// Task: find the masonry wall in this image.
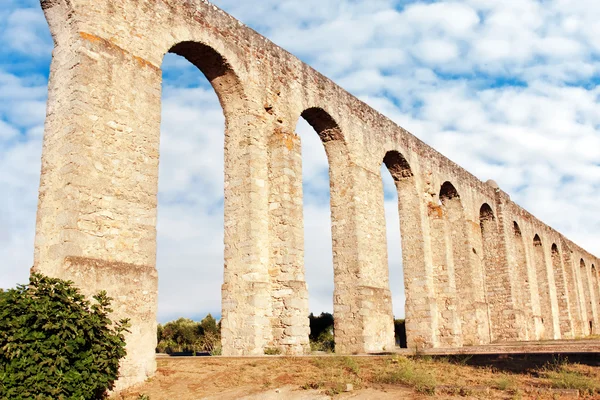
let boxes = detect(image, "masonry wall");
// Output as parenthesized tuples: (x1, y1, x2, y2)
(35, 0, 600, 391)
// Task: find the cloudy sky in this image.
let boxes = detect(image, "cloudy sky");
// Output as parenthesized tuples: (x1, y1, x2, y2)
(1, 0, 600, 323)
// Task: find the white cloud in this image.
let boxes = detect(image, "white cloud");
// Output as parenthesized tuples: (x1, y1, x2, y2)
(1, 0, 599, 330)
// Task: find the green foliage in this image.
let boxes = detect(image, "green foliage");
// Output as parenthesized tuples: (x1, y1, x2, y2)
(0, 273, 129, 400)
(156, 314, 221, 354)
(309, 312, 334, 352)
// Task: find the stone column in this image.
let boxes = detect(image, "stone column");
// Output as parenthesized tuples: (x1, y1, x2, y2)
(266, 127, 310, 355)
(429, 201, 462, 347)
(562, 249, 584, 337)
(552, 246, 574, 338)
(330, 162, 395, 354)
(33, 18, 163, 390)
(35, 3, 273, 390)
(220, 110, 274, 356)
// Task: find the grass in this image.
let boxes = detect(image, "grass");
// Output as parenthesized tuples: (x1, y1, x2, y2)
(541, 364, 600, 395)
(493, 373, 517, 391)
(373, 356, 437, 394)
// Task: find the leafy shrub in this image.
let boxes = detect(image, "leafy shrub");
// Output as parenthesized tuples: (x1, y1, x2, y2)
(0, 273, 129, 399)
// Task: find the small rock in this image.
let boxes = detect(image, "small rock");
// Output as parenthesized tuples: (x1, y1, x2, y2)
(344, 384, 353, 392)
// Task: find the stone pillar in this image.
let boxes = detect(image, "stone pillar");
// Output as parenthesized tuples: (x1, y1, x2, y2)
(266, 127, 310, 354)
(576, 259, 591, 336)
(509, 222, 535, 340)
(428, 201, 462, 347)
(562, 249, 584, 337)
(33, 16, 162, 390)
(442, 191, 483, 346)
(384, 154, 438, 350)
(220, 110, 274, 356)
(330, 163, 395, 354)
(552, 246, 574, 338)
(35, 2, 273, 390)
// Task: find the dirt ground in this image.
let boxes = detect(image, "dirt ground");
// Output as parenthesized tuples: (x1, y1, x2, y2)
(114, 355, 600, 400)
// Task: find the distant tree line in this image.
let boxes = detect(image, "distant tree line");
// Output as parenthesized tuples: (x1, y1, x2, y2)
(156, 314, 221, 355)
(156, 313, 407, 355)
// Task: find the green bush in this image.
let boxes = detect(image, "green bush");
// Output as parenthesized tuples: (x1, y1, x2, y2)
(156, 314, 222, 354)
(0, 273, 129, 400)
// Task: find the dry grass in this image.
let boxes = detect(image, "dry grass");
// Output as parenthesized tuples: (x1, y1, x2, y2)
(114, 355, 600, 399)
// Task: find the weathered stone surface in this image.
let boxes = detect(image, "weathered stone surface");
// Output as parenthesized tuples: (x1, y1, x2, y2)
(34, 0, 600, 391)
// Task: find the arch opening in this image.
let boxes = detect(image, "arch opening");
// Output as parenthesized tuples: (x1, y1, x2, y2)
(381, 165, 405, 347)
(294, 108, 338, 352)
(155, 42, 242, 355)
(381, 150, 425, 349)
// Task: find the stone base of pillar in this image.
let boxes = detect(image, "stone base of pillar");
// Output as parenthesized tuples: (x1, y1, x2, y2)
(33, 256, 159, 392)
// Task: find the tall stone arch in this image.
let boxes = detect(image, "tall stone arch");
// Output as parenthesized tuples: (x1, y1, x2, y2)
(383, 151, 437, 349)
(437, 182, 475, 345)
(512, 222, 535, 339)
(532, 235, 554, 339)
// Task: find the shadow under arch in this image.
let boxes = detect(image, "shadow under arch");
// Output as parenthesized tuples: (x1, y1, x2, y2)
(512, 221, 534, 339)
(167, 41, 246, 114)
(532, 234, 553, 339)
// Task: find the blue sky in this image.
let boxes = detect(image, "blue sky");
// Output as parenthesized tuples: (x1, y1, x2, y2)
(2, 0, 600, 323)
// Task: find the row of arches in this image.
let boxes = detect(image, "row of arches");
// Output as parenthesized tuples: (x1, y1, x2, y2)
(157, 39, 599, 352)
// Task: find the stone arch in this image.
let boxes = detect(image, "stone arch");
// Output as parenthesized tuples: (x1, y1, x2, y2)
(266, 106, 347, 354)
(159, 41, 274, 358)
(478, 203, 498, 342)
(533, 235, 553, 339)
(551, 244, 572, 337)
(382, 150, 433, 349)
(580, 259, 593, 334)
(512, 221, 535, 339)
(439, 182, 481, 345)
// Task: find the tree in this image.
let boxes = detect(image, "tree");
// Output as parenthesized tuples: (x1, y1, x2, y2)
(0, 273, 129, 399)
(309, 312, 334, 352)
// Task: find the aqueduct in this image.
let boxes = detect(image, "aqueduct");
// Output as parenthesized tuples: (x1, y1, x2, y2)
(36, 0, 600, 390)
